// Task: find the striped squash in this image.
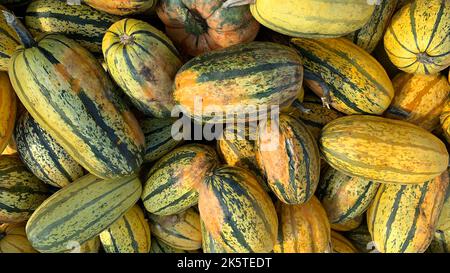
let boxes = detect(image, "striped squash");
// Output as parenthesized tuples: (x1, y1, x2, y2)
(227, 0, 375, 38)
(384, 0, 450, 74)
(141, 118, 183, 163)
(25, 0, 120, 54)
(346, 0, 398, 53)
(343, 223, 375, 253)
(0, 5, 18, 71)
(0, 72, 16, 154)
(367, 171, 449, 253)
(84, 0, 157, 16)
(15, 112, 84, 188)
(148, 207, 201, 251)
(274, 197, 331, 253)
(291, 37, 394, 115)
(142, 144, 219, 216)
(317, 167, 379, 225)
(429, 185, 450, 253)
(217, 125, 267, 190)
(173, 42, 303, 123)
(6, 12, 145, 179)
(103, 18, 182, 118)
(440, 99, 450, 143)
(286, 95, 342, 141)
(0, 223, 37, 253)
(199, 166, 277, 253)
(26, 174, 142, 253)
(331, 215, 363, 232)
(201, 220, 228, 253)
(331, 230, 358, 253)
(0, 155, 49, 223)
(385, 72, 450, 131)
(320, 115, 449, 184)
(150, 238, 194, 253)
(77, 237, 101, 253)
(100, 205, 151, 253)
(256, 114, 320, 204)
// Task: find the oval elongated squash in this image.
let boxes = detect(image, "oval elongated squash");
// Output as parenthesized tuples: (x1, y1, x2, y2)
(385, 73, 450, 131)
(0, 155, 49, 223)
(331, 215, 363, 232)
(384, 0, 450, 74)
(103, 18, 182, 118)
(148, 207, 201, 251)
(317, 167, 379, 225)
(291, 37, 394, 115)
(0, 223, 37, 253)
(367, 171, 449, 253)
(84, 0, 157, 16)
(274, 197, 331, 253)
(331, 230, 358, 253)
(6, 12, 145, 179)
(141, 118, 183, 163)
(320, 115, 449, 184)
(346, 0, 398, 53)
(0, 72, 16, 154)
(429, 185, 450, 253)
(25, 0, 120, 54)
(173, 42, 303, 123)
(199, 166, 277, 253)
(15, 112, 84, 188)
(142, 144, 219, 216)
(256, 114, 320, 204)
(99, 205, 151, 253)
(201, 220, 228, 253)
(0, 5, 19, 71)
(26, 174, 142, 253)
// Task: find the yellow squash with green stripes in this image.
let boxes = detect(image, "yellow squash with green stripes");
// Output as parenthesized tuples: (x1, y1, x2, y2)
(274, 197, 331, 253)
(331, 230, 358, 253)
(6, 12, 145, 179)
(15, 112, 84, 188)
(0, 72, 16, 154)
(100, 205, 151, 253)
(0, 5, 18, 71)
(201, 220, 228, 253)
(291, 37, 394, 115)
(331, 215, 363, 232)
(199, 166, 277, 253)
(317, 167, 379, 225)
(84, 0, 157, 16)
(346, 0, 398, 53)
(256, 114, 320, 204)
(103, 18, 182, 118)
(320, 115, 449, 184)
(0, 223, 37, 253)
(149, 207, 201, 251)
(174, 42, 303, 123)
(367, 171, 449, 253)
(25, 0, 120, 54)
(142, 144, 219, 216)
(384, 0, 450, 74)
(141, 118, 183, 163)
(428, 183, 450, 253)
(150, 237, 198, 253)
(0, 155, 49, 223)
(26, 174, 142, 253)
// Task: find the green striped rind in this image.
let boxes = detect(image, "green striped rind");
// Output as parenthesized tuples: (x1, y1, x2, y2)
(317, 167, 379, 225)
(286, 96, 342, 141)
(9, 34, 145, 179)
(201, 220, 228, 253)
(25, 0, 120, 53)
(330, 214, 363, 232)
(141, 118, 183, 163)
(0, 5, 19, 71)
(149, 238, 193, 253)
(100, 204, 151, 253)
(290, 37, 394, 115)
(199, 166, 278, 253)
(15, 112, 84, 188)
(26, 174, 142, 253)
(367, 172, 449, 253)
(346, 0, 398, 53)
(148, 207, 201, 251)
(142, 144, 219, 216)
(343, 222, 373, 253)
(174, 42, 303, 123)
(256, 114, 320, 205)
(0, 155, 49, 223)
(428, 185, 450, 253)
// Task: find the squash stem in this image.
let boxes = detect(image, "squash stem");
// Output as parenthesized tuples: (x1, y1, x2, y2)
(321, 89, 332, 109)
(2, 10, 36, 48)
(223, 0, 255, 8)
(292, 100, 311, 114)
(120, 34, 135, 45)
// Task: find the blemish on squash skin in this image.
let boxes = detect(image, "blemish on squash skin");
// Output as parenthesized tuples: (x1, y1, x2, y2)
(198, 183, 225, 241)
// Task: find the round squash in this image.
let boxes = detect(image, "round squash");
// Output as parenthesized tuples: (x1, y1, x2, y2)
(83, 0, 156, 15)
(0, 223, 37, 253)
(156, 0, 260, 56)
(331, 230, 358, 253)
(256, 114, 320, 204)
(320, 115, 449, 184)
(0, 5, 19, 71)
(385, 72, 450, 131)
(103, 18, 183, 118)
(0, 72, 16, 154)
(384, 0, 450, 74)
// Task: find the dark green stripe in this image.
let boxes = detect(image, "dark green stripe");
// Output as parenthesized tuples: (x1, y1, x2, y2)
(106, 229, 121, 253)
(409, 1, 420, 52)
(251, 80, 299, 100)
(131, 30, 180, 59)
(0, 202, 35, 213)
(383, 185, 406, 250)
(0, 51, 10, 59)
(0, 186, 48, 196)
(0, 166, 28, 176)
(151, 190, 196, 214)
(387, 25, 415, 54)
(123, 216, 140, 252)
(424, 0, 446, 52)
(0, 26, 19, 44)
(290, 122, 313, 203)
(25, 11, 114, 29)
(149, 218, 192, 242)
(334, 182, 376, 223)
(144, 150, 197, 180)
(145, 136, 173, 154)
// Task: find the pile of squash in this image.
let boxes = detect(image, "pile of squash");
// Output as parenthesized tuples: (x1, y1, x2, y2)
(0, 0, 449, 254)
